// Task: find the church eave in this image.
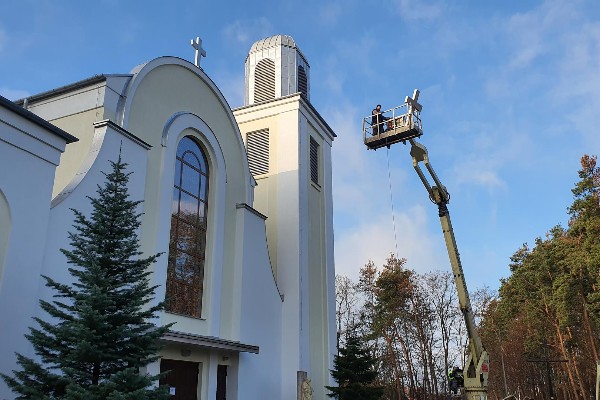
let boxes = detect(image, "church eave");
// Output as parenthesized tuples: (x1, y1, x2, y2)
(161, 330, 259, 354)
(0, 94, 78, 143)
(14, 74, 133, 107)
(299, 95, 336, 138)
(233, 93, 336, 140)
(93, 119, 151, 150)
(15, 75, 107, 106)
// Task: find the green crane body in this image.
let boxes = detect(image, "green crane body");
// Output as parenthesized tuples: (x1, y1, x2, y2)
(410, 139, 489, 400)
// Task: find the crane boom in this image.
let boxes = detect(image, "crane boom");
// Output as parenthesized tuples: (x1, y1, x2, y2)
(362, 91, 490, 399)
(409, 138, 489, 400)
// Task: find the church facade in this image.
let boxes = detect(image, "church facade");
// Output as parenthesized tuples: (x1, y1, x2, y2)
(0, 35, 336, 400)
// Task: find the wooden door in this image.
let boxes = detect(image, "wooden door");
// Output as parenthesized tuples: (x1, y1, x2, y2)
(160, 359, 199, 400)
(216, 365, 227, 400)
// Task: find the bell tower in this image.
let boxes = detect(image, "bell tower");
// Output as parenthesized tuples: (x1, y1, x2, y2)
(234, 35, 336, 400)
(244, 34, 310, 105)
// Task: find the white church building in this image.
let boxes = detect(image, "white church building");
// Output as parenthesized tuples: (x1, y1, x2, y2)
(0, 34, 337, 400)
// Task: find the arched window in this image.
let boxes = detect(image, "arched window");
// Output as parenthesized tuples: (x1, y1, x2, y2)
(166, 136, 209, 318)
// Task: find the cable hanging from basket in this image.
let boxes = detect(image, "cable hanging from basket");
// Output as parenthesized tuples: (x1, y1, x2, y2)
(386, 146, 399, 259)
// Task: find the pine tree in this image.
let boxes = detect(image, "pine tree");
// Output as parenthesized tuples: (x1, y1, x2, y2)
(1, 155, 170, 399)
(326, 333, 383, 400)
(567, 154, 600, 330)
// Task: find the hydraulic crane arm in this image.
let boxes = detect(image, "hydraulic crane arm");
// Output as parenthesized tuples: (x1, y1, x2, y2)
(409, 138, 489, 400)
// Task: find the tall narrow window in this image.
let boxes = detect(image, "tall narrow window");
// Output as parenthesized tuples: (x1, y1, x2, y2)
(0, 191, 10, 285)
(166, 136, 209, 318)
(254, 58, 276, 103)
(310, 137, 319, 185)
(298, 65, 308, 99)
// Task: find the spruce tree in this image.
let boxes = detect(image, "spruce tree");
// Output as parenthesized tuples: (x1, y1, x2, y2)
(1, 155, 170, 399)
(326, 333, 383, 400)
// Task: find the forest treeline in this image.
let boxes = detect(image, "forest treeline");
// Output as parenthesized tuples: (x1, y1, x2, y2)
(334, 155, 600, 400)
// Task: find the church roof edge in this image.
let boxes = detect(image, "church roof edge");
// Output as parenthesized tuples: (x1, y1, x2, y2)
(0, 94, 78, 143)
(301, 94, 336, 138)
(233, 93, 336, 139)
(14, 74, 133, 107)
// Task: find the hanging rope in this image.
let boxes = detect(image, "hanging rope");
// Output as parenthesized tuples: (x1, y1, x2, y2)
(386, 146, 399, 258)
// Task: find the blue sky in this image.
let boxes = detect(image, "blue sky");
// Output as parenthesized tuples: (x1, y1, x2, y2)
(2, 0, 600, 291)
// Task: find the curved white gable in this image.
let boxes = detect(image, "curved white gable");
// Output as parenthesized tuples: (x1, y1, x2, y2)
(118, 56, 254, 204)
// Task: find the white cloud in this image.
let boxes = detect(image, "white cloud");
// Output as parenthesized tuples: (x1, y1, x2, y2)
(322, 61, 345, 97)
(334, 205, 443, 282)
(505, 0, 580, 70)
(222, 18, 273, 49)
(214, 71, 246, 109)
(552, 22, 600, 149)
(486, 0, 600, 151)
(327, 33, 378, 80)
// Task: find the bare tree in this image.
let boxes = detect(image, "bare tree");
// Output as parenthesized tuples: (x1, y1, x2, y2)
(335, 274, 359, 349)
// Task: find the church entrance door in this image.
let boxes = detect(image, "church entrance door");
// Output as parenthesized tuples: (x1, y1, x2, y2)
(216, 364, 227, 400)
(160, 359, 199, 400)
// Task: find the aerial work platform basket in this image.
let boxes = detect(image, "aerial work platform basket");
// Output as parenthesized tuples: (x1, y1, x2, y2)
(363, 90, 423, 150)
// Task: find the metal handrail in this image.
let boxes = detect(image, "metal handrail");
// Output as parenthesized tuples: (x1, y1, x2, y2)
(362, 103, 422, 142)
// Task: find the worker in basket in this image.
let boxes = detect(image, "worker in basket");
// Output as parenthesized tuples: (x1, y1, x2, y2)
(448, 366, 464, 395)
(371, 104, 389, 135)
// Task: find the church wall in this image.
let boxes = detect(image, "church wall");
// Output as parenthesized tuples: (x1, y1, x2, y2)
(252, 177, 277, 276)
(302, 107, 337, 392)
(18, 79, 114, 200)
(0, 106, 72, 399)
(234, 96, 304, 293)
(235, 205, 283, 399)
(321, 123, 338, 389)
(234, 113, 281, 281)
(234, 93, 338, 398)
(122, 60, 256, 346)
(306, 121, 334, 399)
(38, 124, 150, 310)
(50, 108, 104, 197)
(0, 148, 57, 397)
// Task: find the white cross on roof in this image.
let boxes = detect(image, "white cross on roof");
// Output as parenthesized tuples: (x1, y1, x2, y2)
(191, 36, 207, 68)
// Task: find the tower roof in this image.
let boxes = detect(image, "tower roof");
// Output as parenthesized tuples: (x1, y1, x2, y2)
(247, 34, 309, 66)
(249, 34, 297, 53)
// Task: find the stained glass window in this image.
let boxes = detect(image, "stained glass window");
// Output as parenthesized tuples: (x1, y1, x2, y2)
(165, 136, 209, 318)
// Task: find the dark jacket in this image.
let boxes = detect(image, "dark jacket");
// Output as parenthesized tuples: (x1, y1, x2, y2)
(371, 108, 388, 135)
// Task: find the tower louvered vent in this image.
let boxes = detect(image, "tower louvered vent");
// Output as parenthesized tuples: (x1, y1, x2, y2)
(298, 65, 308, 98)
(247, 129, 269, 176)
(310, 137, 319, 184)
(254, 59, 276, 103)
